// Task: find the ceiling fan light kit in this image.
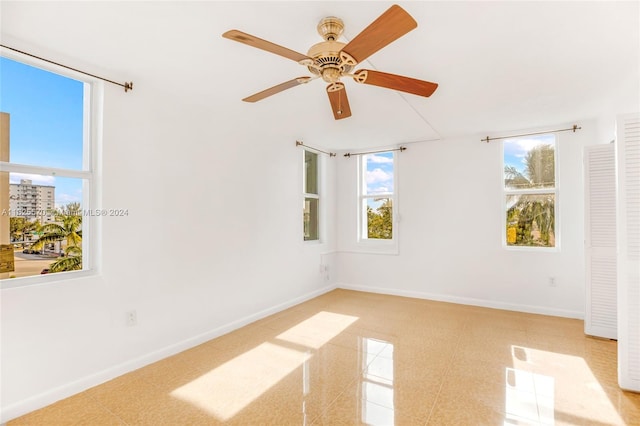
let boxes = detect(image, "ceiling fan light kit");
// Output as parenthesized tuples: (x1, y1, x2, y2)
(222, 4, 438, 120)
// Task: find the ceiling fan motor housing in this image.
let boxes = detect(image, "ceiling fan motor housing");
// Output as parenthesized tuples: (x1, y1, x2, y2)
(307, 40, 353, 82)
(307, 17, 354, 83)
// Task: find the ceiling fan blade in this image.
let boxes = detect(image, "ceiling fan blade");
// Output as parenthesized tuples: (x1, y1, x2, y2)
(353, 69, 438, 97)
(243, 77, 312, 103)
(223, 30, 311, 63)
(326, 83, 352, 120)
(340, 5, 417, 66)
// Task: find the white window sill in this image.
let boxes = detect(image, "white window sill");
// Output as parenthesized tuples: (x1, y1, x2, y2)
(503, 245, 560, 253)
(0, 269, 97, 289)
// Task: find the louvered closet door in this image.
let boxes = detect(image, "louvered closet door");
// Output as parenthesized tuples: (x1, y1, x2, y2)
(584, 144, 617, 339)
(617, 113, 640, 392)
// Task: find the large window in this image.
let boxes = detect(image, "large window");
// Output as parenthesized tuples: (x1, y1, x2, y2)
(303, 150, 319, 241)
(358, 151, 395, 241)
(503, 134, 557, 248)
(0, 55, 96, 282)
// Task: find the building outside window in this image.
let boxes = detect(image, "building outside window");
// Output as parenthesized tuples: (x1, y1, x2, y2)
(9, 179, 56, 224)
(0, 55, 97, 281)
(503, 134, 557, 248)
(303, 149, 319, 241)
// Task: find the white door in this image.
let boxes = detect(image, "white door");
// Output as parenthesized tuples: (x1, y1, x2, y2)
(584, 144, 617, 339)
(617, 113, 640, 392)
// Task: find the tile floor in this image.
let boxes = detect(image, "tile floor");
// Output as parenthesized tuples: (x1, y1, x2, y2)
(9, 289, 640, 425)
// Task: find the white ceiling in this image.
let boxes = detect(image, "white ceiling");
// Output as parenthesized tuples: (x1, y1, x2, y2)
(1, 1, 639, 150)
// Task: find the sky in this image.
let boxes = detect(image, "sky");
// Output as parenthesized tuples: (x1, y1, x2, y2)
(0, 56, 85, 208)
(503, 133, 555, 182)
(365, 152, 393, 195)
(365, 151, 394, 211)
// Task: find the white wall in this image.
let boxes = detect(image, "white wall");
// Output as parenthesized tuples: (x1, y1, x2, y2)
(0, 77, 338, 421)
(336, 122, 597, 318)
(1, 0, 634, 419)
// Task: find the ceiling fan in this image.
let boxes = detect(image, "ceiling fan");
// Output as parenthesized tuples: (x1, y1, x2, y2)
(222, 4, 438, 120)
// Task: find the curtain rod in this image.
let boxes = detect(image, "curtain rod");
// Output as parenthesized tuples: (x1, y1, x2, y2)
(1, 44, 133, 92)
(481, 124, 580, 143)
(344, 146, 406, 158)
(295, 141, 336, 157)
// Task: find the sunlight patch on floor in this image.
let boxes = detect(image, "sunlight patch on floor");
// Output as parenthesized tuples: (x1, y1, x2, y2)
(506, 345, 624, 426)
(276, 311, 359, 349)
(361, 338, 395, 425)
(504, 368, 554, 425)
(171, 311, 359, 421)
(171, 342, 311, 420)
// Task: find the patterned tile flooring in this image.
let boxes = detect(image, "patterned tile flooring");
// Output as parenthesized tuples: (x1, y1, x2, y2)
(9, 290, 640, 425)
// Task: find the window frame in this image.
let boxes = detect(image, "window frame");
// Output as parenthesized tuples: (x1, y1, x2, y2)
(502, 133, 560, 251)
(0, 51, 101, 287)
(356, 149, 399, 254)
(302, 148, 320, 242)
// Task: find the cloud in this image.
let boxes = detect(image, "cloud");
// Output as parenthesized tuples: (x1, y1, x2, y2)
(367, 154, 393, 164)
(366, 168, 393, 194)
(9, 173, 55, 186)
(366, 168, 392, 185)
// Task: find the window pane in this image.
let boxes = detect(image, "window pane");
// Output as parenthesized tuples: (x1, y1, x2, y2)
(2, 172, 85, 278)
(506, 193, 555, 247)
(504, 135, 555, 189)
(304, 151, 318, 195)
(364, 152, 394, 195)
(366, 197, 392, 240)
(0, 57, 85, 170)
(303, 198, 318, 241)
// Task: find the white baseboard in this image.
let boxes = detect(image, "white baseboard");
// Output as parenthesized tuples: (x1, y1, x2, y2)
(0, 283, 337, 423)
(337, 282, 584, 319)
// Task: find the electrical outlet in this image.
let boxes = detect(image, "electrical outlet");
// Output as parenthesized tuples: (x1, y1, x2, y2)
(126, 310, 137, 326)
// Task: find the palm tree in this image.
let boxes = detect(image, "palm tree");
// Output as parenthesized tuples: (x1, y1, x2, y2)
(504, 166, 530, 190)
(507, 194, 555, 246)
(525, 145, 555, 188)
(49, 245, 82, 272)
(32, 202, 82, 249)
(9, 217, 40, 243)
(31, 202, 82, 270)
